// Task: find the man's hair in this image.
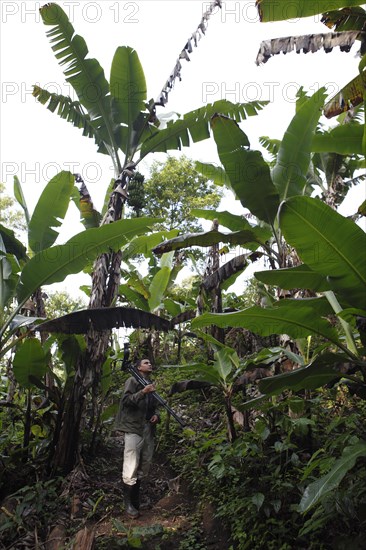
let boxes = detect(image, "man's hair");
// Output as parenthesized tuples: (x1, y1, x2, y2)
(135, 358, 149, 368)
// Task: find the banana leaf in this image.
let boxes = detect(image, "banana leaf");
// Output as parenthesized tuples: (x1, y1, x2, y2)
(324, 70, 366, 118)
(279, 196, 366, 309)
(13, 176, 30, 225)
(37, 307, 170, 334)
(191, 298, 341, 346)
(203, 254, 250, 291)
(110, 46, 147, 154)
(148, 266, 172, 311)
(71, 182, 101, 230)
(272, 89, 327, 199)
(139, 100, 267, 160)
(39, 3, 118, 155)
(13, 338, 48, 388)
(194, 161, 232, 188)
(152, 228, 267, 255)
(191, 209, 264, 233)
(321, 6, 366, 32)
(258, 352, 349, 395)
(311, 123, 364, 154)
(0, 223, 27, 261)
(255, 265, 331, 292)
(0, 252, 20, 309)
(256, 0, 362, 22)
(256, 32, 360, 65)
(28, 171, 75, 252)
(299, 442, 366, 512)
(210, 114, 279, 224)
(118, 284, 149, 311)
(17, 217, 161, 303)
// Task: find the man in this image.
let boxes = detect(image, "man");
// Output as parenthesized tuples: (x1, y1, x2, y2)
(116, 358, 160, 518)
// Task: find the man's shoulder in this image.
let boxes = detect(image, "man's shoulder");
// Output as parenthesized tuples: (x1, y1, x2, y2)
(125, 376, 141, 390)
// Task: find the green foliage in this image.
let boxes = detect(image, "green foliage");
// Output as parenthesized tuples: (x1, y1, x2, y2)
(0, 479, 62, 547)
(141, 156, 222, 233)
(160, 385, 366, 549)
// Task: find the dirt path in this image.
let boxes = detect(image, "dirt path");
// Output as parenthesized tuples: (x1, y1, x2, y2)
(61, 434, 229, 549)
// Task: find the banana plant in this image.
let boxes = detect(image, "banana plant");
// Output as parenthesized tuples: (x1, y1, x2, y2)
(191, 197, 366, 399)
(32, 2, 269, 471)
(153, 86, 366, 397)
(0, 170, 169, 360)
(153, 89, 328, 278)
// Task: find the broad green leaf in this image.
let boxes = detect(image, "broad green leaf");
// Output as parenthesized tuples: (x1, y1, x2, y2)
(258, 352, 348, 395)
(28, 171, 75, 252)
(122, 271, 149, 299)
(148, 266, 171, 311)
(119, 284, 149, 311)
(280, 196, 366, 309)
(153, 229, 267, 256)
(311, 123, 364, 154)
(211, 115, 279, 224)
(122, 230, 179, 260)
(191, 209, 257, 232)
(257, 0, 362, 22)
(13, 176, 30, 225)
(194, 161, 232, 188)
(18, 218, 160, 303)
(0, 223, 27, 261)
(58, 334, 85, 375)
(163, 298, 182, 317)
(140, 100, 267, 159)
(299, 442, 366, 512)
(101, 357, 112, 396)
(322, 6, 366, 32)
(191, 298, 341, 345)
(272, 89, 326, 199)
(39, 3, 118, 157)
(213, 348, 235, 384)
(13, 338, 48, 388)
(110, 46, 147, 154)
(0, 252, 19, 308)
(160, 251, 175, 269)
(255, 265, 331, 292)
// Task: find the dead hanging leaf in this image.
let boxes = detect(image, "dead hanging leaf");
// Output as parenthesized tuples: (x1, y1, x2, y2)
(170, 309, 197, 327)
(36, 307, 171, 334)
(324, 70, 366, 118)
(234, 368, 271, 388)
(202, 254, 249, 292)
(256, 31, 360, 64)
(73, 174, 101, 229)
(156, 0, 222, 106)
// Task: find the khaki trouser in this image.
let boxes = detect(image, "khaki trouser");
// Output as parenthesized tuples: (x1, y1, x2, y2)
(122, 423, 155, 486)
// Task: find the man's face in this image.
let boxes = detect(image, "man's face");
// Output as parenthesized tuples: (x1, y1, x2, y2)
(137, 359, 153, 375)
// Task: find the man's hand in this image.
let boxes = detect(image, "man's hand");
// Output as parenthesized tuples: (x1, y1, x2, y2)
(150, 414, 159, 424)
(142, 383, 156, 394)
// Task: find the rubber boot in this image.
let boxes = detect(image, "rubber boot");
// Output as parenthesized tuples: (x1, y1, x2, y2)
(130, 479, 141, 511)
(123, 483, 139, 518)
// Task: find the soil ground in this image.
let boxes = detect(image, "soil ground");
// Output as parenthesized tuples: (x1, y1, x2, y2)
(52, 433, 231, 549)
